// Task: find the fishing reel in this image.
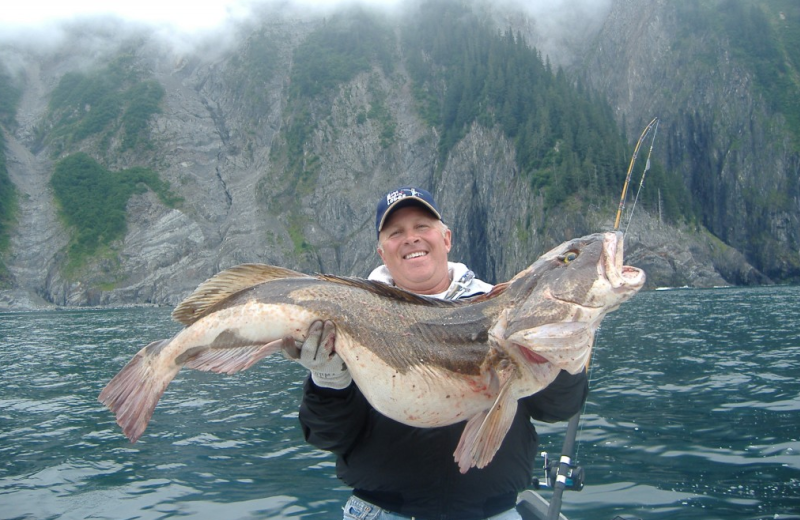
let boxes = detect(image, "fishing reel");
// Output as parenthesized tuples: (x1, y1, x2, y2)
(531, 451, 584, 492)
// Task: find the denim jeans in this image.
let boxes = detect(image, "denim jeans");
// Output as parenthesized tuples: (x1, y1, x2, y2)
(342, 495, 522, 520)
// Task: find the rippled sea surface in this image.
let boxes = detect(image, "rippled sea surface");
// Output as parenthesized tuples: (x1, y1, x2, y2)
(1, 286, 799, 520)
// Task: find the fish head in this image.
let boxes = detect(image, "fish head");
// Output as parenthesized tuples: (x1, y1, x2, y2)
(530, 231, 645, 307)
(502, 232, 645, 374)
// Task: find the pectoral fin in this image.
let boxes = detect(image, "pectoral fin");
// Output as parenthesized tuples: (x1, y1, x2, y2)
(182, 339, 284, 374)
(453, 369, 519, 473)
(507, 322, 594, 374)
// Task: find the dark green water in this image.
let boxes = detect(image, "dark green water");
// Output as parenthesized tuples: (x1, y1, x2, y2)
(1, 286, 798, 519)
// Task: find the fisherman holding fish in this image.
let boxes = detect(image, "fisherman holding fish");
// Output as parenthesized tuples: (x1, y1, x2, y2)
(296, 187, 590, 520)
(101, 184, 645, 516)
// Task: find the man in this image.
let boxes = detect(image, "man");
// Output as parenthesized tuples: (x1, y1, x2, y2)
(294, 187, 588, 520)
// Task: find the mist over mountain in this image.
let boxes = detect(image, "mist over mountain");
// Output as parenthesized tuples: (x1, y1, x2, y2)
(0, 0, 796, 308)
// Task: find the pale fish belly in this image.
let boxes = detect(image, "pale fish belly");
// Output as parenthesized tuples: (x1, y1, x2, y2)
(168, 300, 320, 357)
(337, 336, 496, 428)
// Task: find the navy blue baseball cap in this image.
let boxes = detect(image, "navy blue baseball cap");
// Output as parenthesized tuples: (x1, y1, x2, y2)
(375, 187, 442, 238)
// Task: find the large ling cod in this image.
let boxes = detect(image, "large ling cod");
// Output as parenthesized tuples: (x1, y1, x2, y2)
(99, 232, 644, 472)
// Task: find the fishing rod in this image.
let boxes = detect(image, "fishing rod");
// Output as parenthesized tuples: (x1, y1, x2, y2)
(614, 117, 659, 231)
(540, 119, 661, 520)
(623, 119, 660, 235)
(544, 412, 583, 520)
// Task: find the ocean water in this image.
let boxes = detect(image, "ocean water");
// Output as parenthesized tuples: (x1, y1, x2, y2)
(0, 286, 798, 520)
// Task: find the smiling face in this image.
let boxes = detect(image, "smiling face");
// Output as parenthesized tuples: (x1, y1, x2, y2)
(377, 205, 452, 295)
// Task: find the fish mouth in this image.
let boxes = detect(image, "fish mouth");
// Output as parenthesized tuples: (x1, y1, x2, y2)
(605, 232, 645, 290)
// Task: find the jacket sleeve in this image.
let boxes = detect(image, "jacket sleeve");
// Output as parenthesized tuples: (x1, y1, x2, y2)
(298, 375, 371, 456)
(521, 369, 589, 423)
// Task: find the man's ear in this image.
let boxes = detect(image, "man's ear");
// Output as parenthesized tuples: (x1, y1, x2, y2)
(377, 243, 386, 262)
(444, 228, 452, 253)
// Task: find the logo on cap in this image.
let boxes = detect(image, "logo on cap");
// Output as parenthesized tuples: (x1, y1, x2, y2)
(375, 187, 442, 238)
(386, 188, 422, 205)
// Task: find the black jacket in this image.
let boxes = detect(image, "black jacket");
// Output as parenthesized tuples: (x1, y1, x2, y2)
(299, 367, 588, 519)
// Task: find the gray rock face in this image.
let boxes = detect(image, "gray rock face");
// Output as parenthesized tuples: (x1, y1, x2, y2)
(0, 2, 777, 310)
(580, 0, 798, 282)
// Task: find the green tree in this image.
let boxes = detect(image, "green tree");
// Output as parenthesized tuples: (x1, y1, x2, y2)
(0, 132, 17, 286)
(50, 153, 179, 270)
(0, 71, 21, 127)
(47, 54, 163, 154)
(402, 1, 647, 213)
(279, 7, 394, 195)
(0, 73, 20, 286)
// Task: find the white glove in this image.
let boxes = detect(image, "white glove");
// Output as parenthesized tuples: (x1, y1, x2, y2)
(283, 320, 351, 390)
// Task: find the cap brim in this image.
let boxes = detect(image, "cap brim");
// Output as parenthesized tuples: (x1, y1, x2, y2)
(378, 198, 442, 234)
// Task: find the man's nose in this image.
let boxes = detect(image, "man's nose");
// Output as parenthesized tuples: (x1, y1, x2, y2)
(402, 231, 421, 242)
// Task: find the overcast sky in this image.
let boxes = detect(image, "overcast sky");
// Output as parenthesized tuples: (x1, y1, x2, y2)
(2, 0, 404, 32)
(1, 0, 611, 68)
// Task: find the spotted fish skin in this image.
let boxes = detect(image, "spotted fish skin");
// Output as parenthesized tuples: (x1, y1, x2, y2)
(99, 232, 645, 472)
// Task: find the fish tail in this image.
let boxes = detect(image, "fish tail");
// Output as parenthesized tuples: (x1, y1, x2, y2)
(98, 339, 177, 443)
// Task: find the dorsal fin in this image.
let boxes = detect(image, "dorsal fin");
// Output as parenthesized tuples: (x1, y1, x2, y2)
(315, 274, 463, 307)
(173, 264, 309, 325)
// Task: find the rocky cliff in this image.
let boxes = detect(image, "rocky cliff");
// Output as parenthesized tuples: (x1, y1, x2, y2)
(579, 0, 800, 282)
(0, 0, 790, 310)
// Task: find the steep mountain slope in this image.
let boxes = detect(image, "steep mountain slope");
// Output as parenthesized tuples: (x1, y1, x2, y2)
(0, 0, 790, 308)
(580, 0, 800, 282)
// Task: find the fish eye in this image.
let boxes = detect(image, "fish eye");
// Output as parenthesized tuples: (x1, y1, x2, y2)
(561, 251, 579, 264)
